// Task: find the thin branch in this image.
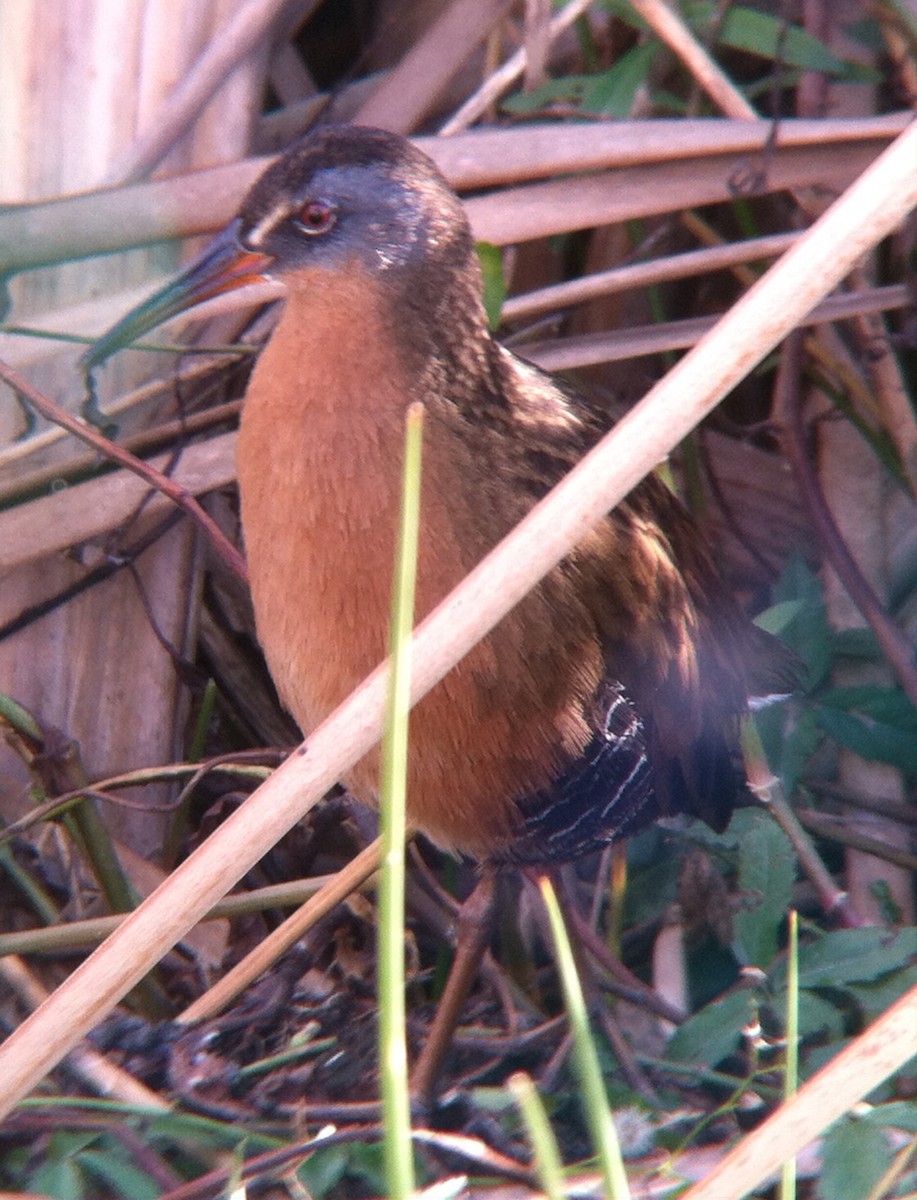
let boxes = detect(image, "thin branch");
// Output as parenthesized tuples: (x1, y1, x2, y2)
(0, 511, 184, 643)
(795, 809, 917, 870)
(354, 0, 514, 134)
(771, 330, 917, 710)
(178, 837, 384, 1023)
(846, 263, 917, 495)
(0, 359, 248, 583)
(803, 778, 917, 826)
(0, 957, 167, 1110)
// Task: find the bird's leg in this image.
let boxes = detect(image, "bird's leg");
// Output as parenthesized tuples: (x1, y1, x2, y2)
(562, 900, 686, 1024)
(410, 869, 498, 1112)
(529, 866, 660, 1101)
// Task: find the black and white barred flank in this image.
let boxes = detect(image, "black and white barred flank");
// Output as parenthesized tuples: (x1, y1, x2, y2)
(502, 682, 654, 865)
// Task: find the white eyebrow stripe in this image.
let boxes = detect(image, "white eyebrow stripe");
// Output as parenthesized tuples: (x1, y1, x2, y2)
(247, 201, 290, 247)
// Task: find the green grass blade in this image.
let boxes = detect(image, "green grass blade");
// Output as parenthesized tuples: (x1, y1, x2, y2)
(780, 908, 799, 1200)
(538, 874, 631, 1199)
(379, 401, 424, 1200)
(509, 1071, 567, 1199)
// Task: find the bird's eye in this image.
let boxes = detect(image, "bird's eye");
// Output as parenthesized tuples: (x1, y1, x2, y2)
(295, 200, 337, 236)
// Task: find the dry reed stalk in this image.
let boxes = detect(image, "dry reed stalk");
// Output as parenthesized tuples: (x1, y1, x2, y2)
(805, 2, 917, 926)
(626, 0, 756, 118)
(681, 981, 917, 1200)
(0, 1, 256, 850)
(353, 0, 514, 132)
(0, 430, 238, 574)
(439, 0, 595, 133)
(1, 118, 907, 276)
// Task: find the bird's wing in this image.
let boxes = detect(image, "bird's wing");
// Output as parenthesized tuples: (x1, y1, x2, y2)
(486, 348, 797, 831)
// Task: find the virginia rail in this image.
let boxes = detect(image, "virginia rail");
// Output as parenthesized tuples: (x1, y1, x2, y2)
(85, 123, 794, 1093)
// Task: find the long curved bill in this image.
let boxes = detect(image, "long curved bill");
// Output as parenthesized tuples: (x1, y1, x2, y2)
(81, 218, 274, 373)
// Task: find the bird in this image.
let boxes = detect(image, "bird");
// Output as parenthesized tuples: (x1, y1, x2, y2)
(84, 123, 800, 1104)
(84, 124, 795, 870)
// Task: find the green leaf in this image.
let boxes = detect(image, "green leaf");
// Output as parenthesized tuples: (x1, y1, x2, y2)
(862, 1099, 917, 1133)
(817, 1115, 894, 1200)
(813, 685, 917, 769)
(623, 827, 682, 926)
(145, 1110, 278, 1149)
(666, 989, 756, 1066)
(753, 701, 822, 796)
(830, 627, 882, 660)
(28, 1133, 99, 1200)
(732, 809, 796, 968)
(842, 19, 885, 55)
(813, 705, 917, 773)
(80, 1149, 162, 1200)
(753, 598, 808, 637)
(30, 1156, 85, 1200)
(720, 6, 840, 69)
(787, 927, 917, 990)
(501, 74, 585, 113)
(604, 0, 646, 26)
(476, 242, 506, 330)
(817, 685, 917, 728)
(298, 1145, 353, 1198)
(581, 42, 659, 116)
(846, 962, 917, 1023)
(349, 1141, 389, 1192)
(770, 555, 832, 688)
(685, 2, 873, 77)
(795, 990, 845, 1040)
(502, 42, 659, 120)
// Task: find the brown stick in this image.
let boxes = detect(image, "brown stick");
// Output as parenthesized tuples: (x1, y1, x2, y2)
(0, 358, 248, 582)
(410, 872, 498, 1110)
(771, 330, 917, 709)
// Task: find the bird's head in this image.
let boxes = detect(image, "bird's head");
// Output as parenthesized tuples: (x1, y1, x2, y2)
(82, 125, 480, 374)
(240, 124, 473, 282)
